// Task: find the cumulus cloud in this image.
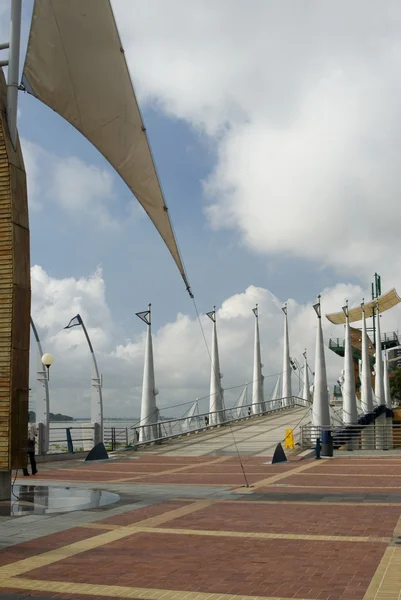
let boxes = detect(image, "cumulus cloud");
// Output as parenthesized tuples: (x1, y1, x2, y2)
(21, 139, 118, 228)
(30, 264, 401, 419)
(113, 0, 401, 279)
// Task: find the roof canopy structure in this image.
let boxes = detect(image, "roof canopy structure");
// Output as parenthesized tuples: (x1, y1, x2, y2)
(326, 289, 401, 325)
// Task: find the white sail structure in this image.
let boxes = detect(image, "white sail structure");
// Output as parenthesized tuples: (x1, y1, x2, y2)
(183, 399, 199, 432)
(360, 303, 374, 450)
(311, 297, 331, 430)
(30, 318, 50, 454)
(282, 304, 292, 407)
(251, 305, 264, 415)
(342, 302, 358, 428)
(207, 308, 224, 425)
(384, 351, 393, 449)
(137, 305, 159, 442)
(22, 0, 191, 296)
(235, 384, 248, 418)
(270, 374, 281, 410)
(302, 351, 311, 405)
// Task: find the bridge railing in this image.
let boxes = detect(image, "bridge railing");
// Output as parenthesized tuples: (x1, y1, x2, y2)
(300, 422, 399, 451)
(122, 395, 311, 449)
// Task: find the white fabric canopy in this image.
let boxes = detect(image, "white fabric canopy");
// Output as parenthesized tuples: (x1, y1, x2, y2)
(23, 0, 191, 294)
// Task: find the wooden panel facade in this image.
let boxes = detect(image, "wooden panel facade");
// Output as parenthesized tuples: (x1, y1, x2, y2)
(0, 70, 30, 470)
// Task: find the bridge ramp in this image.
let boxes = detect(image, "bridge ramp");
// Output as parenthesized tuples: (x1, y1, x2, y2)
(143, 407, 309, 457)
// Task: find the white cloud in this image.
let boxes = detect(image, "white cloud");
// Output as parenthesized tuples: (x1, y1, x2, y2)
(21, 139, 118, 228)
(31, 264, 401, 419)
(112, 0, 401, 279)
(51, 157, 117, 229)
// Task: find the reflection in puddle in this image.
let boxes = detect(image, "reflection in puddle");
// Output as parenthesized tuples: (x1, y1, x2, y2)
(0, 485, 120, 516)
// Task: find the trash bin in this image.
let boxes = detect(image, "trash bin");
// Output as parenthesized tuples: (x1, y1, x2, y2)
(321, 430, 333, 457)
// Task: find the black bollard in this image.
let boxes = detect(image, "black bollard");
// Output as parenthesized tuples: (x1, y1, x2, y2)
(315, 437, 321, 460)
(321, 429, 333, 457)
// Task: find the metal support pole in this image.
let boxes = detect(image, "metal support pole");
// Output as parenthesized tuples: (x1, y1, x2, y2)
(7, 0, 22, 149)
(80, 320, 104, 444)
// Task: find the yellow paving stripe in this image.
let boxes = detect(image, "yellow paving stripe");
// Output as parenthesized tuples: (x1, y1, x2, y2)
(0, 500, 214, 579)
(0, 577, 313, 600)
(296, 472, 401, 477)
(79, 522, 390, 543)
(233, 459, 324, 492)
(363, 547, 401, 599)
(266, 484, 401, 489)
(136, 526, 389, 544)
(209, 499, 401, 507)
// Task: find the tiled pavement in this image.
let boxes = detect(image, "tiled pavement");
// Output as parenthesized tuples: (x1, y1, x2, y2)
(2, 447, 401, 599)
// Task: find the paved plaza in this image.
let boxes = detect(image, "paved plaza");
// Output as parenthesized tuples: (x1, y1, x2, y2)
(0, 413, 401, 600)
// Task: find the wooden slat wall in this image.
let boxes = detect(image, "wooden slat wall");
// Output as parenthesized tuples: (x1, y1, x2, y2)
(0, 70, 30, 471)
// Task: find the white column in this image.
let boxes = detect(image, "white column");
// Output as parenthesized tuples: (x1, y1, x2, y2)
(342, 304, 358, 449)
(208, 308, 224, 425)
(302, 351, 311, 404)
(138, 305, 159, 442)
(311, 296, 331, 431)
(282, 304, 292, 407)
(252, 305, 264, 415)
(360, 304, 374, 450)
(384, 350, 393, 450)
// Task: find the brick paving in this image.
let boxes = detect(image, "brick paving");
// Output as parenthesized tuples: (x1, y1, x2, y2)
(17, 532, 386, 600)
(2, 450, 401, 599)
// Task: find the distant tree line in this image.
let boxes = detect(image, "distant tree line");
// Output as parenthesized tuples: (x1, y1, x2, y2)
(28, 411, 73, 422)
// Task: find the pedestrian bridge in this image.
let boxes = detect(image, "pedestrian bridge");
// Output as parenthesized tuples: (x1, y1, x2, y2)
(122, 404, 310, 457)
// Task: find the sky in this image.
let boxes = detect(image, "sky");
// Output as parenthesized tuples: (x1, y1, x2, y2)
(2, 0, 401, 418)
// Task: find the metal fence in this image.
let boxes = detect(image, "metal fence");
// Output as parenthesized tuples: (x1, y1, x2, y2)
(48, 425, 95, 453)
(300, 421, 400, 451)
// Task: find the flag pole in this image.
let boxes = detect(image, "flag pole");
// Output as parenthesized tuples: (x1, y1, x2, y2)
(30, 317, 50, 454)
(7, 0, 22, 149)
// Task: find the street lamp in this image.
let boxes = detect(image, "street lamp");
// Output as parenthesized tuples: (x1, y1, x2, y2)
(41, 353, 54, 380)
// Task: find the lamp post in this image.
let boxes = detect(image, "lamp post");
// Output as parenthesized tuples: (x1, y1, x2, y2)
(41, 353, 54, 380)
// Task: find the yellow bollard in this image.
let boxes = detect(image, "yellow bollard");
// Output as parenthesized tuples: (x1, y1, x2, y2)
(285, 428, 295, 450)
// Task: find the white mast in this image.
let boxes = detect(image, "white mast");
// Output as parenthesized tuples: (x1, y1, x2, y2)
(207, 307, 224, 425)
(282, 303, 292, 407)
(252, 305, 264, 415)
(137, 305, 159, 442)
(342, 302, 358, 427)
(384, 350, 393, 449)
(374, 304, 386, 449)
(30, 317, 50, 454)
(360, 303, 374, 449)
(311, 296, 331, 430)
(302, 351, 311, 404)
